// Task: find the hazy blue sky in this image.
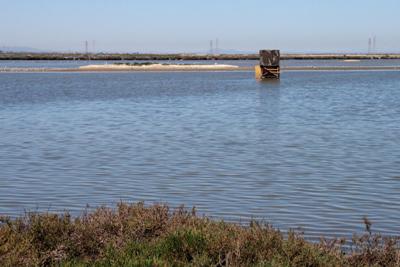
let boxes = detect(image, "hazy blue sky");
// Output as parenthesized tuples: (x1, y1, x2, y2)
(1, 0, 399, 53)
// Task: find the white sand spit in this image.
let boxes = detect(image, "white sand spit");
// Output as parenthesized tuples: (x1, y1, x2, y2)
(78, 63, 240, 70)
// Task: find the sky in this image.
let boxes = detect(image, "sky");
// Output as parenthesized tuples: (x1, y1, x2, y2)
(1, 0, 399, 53)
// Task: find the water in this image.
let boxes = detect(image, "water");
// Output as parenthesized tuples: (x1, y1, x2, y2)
(1, 70, 400, 239)
(1, 59, 400, 68)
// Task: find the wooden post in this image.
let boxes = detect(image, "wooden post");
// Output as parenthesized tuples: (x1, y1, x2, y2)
(255, 50, 280, 80)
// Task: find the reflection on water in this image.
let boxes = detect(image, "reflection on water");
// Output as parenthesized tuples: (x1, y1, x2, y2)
(0, 71, 400, 239)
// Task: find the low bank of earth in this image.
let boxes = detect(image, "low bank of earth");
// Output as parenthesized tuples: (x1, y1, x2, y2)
(2, 62, 400, 73)
(78, 63, 241, 71)
(0, 202, 399, 266)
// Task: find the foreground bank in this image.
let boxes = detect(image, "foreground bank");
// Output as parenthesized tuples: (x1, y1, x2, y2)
(0, 203, 398, 266)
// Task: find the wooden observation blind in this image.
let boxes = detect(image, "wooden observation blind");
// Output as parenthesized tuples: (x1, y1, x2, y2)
(255, 50, 280, 79)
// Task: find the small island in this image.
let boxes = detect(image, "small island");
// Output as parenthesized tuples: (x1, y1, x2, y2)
(78, 62, 241, 71)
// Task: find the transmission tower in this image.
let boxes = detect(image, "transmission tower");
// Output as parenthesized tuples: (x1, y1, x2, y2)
(368, 38, 372, 54)
(85, 40, 89, 54)
(372, 36, 376, 53)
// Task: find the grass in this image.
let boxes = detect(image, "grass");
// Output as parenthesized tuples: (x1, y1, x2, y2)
(0, 202, 399, 266)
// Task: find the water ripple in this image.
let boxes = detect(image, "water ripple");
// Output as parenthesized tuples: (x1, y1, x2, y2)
(0, 71, 400, 239)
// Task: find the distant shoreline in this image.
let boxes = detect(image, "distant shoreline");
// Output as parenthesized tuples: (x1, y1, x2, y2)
(1, 52, 400, 61)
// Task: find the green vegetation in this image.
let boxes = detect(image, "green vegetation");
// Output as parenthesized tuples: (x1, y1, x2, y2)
(0, 203, 399, 266)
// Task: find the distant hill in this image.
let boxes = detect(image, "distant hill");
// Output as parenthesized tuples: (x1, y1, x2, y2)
(0, 46, 45, 53)
(214, 49, 255, 54)
(195, 49, 256, 55)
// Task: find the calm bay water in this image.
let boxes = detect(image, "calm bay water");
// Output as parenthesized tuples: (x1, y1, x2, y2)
(1, 70, 400, 239)
(2, 59, 400, 68)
